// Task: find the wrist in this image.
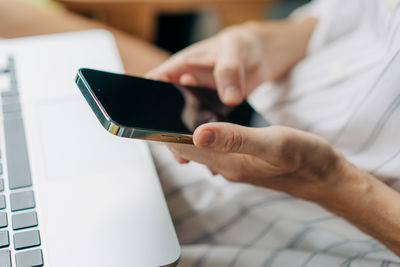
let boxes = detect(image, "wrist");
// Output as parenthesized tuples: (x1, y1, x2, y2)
(316, 154, 373, 215)
(315, 154, 400, 254)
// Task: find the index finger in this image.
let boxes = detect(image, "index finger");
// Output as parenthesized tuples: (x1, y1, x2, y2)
(145, 50, 215, 80)
(214, 32, 246, 106)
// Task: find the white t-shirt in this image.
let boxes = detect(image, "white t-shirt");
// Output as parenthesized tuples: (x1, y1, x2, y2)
(152, 0, 400, 266)
(249, 0, 400, 179)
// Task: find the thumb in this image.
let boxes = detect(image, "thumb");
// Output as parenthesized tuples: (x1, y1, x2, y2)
(193, 122, 266, 156)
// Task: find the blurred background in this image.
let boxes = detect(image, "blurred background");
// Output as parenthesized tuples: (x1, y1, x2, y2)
(28, 0, 309, 126)
(7, 0, 310, 126)
(29, 0, 310, 53)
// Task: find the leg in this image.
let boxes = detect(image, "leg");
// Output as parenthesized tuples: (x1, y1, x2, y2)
(0, 0, 169, 75)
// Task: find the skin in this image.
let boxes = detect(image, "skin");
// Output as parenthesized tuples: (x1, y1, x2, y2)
(147, 18, 400, 255)
(147, 19, 316, 106)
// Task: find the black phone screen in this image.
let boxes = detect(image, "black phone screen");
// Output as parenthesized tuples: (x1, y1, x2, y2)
(80, 68, 232, 134)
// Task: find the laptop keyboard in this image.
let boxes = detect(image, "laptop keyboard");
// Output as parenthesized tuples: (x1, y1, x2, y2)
(0, 56, 43, 267)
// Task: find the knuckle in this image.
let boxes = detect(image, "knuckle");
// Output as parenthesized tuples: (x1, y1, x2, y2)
(222, 130, 244, 153)
(278, 135, 295, 157)
(172, 53, 192, 67)
(214, 64, 241, 77)
(218, 27, 238, 40)
(179, 57, 193, 69)
(242, 21, 259, 30)
(219, 25, 247, 41)
(274, 128, 302, 170)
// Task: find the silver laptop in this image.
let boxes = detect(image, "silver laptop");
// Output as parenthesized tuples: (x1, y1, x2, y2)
(0, 30, 180, 267)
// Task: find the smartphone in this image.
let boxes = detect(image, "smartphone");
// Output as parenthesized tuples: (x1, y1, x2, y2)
(75, 68, 249, 144)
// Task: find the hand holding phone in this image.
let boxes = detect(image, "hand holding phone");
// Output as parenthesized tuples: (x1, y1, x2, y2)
(75, 68, 247, 144)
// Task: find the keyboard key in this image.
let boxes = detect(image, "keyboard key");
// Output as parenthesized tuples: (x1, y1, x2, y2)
(1, 97, 19, 109)
(0, 179, 4, 192)
(15, 249, 43, 267)
(0, 250, 11, 267)
(10, 191, 35, 212)
(2, 102, 21, 114)
(1, 90, 18, 98)
(14, 230, 40, 250)
(0, 195, 5, 210)
(0, 73, 11, 92)
(12, 212, 38, 230)
(3, 117, 32, 189)
(0, 213, 7, 228)
(0, 231, 9, 248)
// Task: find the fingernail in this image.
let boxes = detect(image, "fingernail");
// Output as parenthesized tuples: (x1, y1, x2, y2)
(223, 86, 241, 104)
(198, 130, 216, 147)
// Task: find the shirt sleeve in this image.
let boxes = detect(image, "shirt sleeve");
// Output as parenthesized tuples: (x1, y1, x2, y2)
(290, 0, 364, 54)
(247, 0, 365, 123)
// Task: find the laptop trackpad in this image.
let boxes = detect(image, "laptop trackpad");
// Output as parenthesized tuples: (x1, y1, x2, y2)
(37, 96, 138, 181)
(34, 96, 180, 267)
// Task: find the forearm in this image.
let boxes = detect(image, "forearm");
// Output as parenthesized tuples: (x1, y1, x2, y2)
(320, 156, 400, 255)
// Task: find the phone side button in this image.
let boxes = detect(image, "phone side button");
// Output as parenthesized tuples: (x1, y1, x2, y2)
(160, 135, 177, 142)
(177, 136, 193, 144)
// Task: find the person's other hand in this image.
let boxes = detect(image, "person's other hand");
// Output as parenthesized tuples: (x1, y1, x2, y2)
(146, 18, 317, 106)
(167, 123, 348, 202)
